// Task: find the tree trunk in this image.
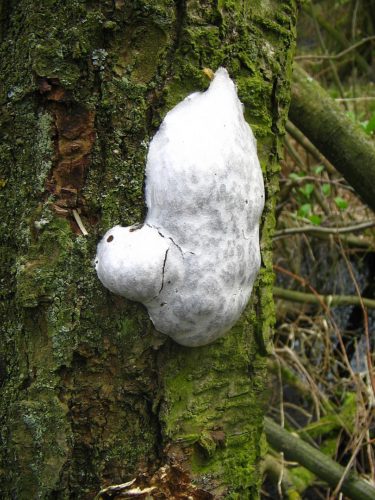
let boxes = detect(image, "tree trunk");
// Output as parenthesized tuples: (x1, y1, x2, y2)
(0, 1, 297, 498)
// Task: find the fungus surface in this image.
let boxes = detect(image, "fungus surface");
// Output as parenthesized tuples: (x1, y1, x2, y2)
(96, 68, 265, 347)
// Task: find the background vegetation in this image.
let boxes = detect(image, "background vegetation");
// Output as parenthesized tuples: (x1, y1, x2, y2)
(263, 1, 375, 498)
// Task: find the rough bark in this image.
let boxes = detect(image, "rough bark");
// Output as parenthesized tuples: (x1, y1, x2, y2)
(290, 64, 375, 213)
(0, 1, 297, 498)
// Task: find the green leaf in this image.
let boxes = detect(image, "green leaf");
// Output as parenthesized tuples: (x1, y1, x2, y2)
(346, 110, 356, 122)
(360, 120, 368, 131)
(299, 183, 314, 199)
(289, 466, 315, 493)
(314, 165, 324, 174)
(308, 214, 322, 225)
(321, 183, 331, 196)
(289, 172, 304, 181)
(345, 111, 357, 122)
(298, 203, 311, 218)
(334, 196, 348, 210)
(365, 113, 375, 134)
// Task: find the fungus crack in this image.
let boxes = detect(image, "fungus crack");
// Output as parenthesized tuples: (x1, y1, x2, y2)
(169, 235, 192, 256)
(147, 223, 194, 256)
(159, 248, 169, 294)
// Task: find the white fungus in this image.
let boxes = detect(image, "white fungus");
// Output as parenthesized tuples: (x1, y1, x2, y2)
(96, 68, 265, 347)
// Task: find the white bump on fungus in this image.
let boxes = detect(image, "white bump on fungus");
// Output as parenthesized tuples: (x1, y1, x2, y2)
(95, 67, 265, 347)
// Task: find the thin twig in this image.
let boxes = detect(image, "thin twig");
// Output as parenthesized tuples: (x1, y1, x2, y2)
(337, 240, 375, 399)
(276, 356, 285, 498)
(274, 286, 375, 310)
(309, 5, 346, 103)
(284, 136, 305, 169)
(274, 220, 375, 238)
(335, 97, 375, 102)
(72, 209, 89, 236)
(274, 265, 358, 385)
(332, 427, 368, 498)
(285, 121, 336, 175)
(366, 428, 375, 483)
(276, 347, 322, 421)
(280, 174, 355, 192)
(295, 36, 375, 61)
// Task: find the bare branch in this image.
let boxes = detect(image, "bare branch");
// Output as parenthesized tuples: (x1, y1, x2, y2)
(295, 36, 375, 61)
(274, 220, 375, 239)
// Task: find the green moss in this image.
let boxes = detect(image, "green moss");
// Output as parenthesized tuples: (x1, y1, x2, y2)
(32, 41, 81, 87)
(238, 75, 273, 134)
(8, 396, 71, 499)
(15, 215, 72, 306)
(196, 431, 218, 458)
(162, 73, 205, 113)
(289, 466, 316, 493)
(160, 320, 267, 495)
(299, 392, 356, 439)
(114, 23, 169, 83)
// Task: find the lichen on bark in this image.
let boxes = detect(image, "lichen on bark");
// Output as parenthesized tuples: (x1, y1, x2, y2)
(0, 0, 297, 498)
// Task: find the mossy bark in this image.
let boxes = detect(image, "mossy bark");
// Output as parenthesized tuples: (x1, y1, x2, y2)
(0, 1, 297, 498)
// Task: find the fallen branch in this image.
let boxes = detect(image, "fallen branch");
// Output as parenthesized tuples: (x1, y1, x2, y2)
(273, 286, 375, 310)
(285, 120, 336, 175)
(303, 232, 374, 250)
(264, 417, 375, 500)
(284, 136, 305, 170)
(335, 97, 375, 102)
(290, 64, 375, 212)
(274, 220, 375, 238)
